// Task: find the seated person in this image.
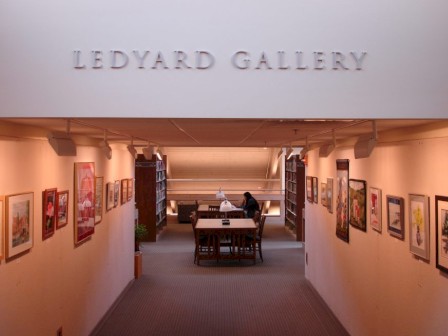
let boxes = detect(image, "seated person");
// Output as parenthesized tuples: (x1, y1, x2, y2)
(240, 191, 260, 218)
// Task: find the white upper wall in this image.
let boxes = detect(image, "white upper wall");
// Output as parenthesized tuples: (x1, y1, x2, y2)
(1, 0, 447, 118)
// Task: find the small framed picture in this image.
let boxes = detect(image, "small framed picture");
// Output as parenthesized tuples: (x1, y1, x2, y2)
(386, 195, 405, 240)
(56, 190, 69, 229)
(435, 195, 448, 272)
(95, 176, 104, 224)
(106, 182, 114, 211)
(326, 178, 333, 213)
(369, 187, 382, 232)
(306, 176, 313, 203)
(42, 188, 57, 240)
(127, 178, 133, 201)
(114, 180, 120, 207)
(409, 194, 430, 260)
(74, 162, 95, 245)
(5, 192, 34, 259)
(121, 179, 128, 205)
(312, 177, 318, 204)
(349, 179, 367, 232)
(321, 182, 327, 207)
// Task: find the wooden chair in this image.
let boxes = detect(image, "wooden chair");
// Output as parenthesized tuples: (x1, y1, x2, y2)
(226, 210, 245, 218)
(245, 215, 266, 262)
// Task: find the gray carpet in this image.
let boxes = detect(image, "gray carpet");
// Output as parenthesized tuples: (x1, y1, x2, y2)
(94, 219, 348, 336)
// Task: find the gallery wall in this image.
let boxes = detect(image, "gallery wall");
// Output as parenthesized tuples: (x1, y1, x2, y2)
(304, 122, 448, 336)
(0, 139, 135, 335)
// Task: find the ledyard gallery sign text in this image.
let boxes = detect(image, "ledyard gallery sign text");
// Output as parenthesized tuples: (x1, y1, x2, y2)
(73, 50, 367, 70)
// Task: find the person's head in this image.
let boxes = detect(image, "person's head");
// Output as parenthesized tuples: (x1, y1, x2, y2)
(243, 192, 252, 200)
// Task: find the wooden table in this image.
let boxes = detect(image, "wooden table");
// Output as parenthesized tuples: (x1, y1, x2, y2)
(194, 218, 257, 265)
(197, 204, 245, 218)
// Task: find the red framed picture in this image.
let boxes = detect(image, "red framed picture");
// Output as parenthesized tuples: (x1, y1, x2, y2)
(42, 188, 57, 240)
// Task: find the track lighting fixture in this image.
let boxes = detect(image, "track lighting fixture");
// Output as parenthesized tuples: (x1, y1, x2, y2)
(300, 138, 309, 159)
(354, 121, 377, 159)
(277, 148, 283, 159)
(286, 147, 294, 160)
(100, 130, 112, 160)
(47, 120, 77, 156)
(156, 148, 163, 160)
(127, 138, 137, 158)
(319, 130, 336, 158)
(142, 142, 154, 160)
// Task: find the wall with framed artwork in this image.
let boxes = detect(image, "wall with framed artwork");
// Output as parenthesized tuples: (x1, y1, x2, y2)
(0, 140, 135, 336)
(304, 123, 448, 336)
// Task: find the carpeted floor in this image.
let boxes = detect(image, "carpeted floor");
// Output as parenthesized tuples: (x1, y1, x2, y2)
(94, 218, 348, 336)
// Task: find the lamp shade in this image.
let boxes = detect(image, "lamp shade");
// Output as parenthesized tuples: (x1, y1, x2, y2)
(216, 188, 226, 200)
(220, 199, 233, 212)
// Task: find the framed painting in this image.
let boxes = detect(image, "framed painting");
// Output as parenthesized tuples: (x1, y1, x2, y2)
(321, 182, 327, 207)
(409, 194, 430, 260)
(121, 178, 128, 205)
(114, 180, 120, 207)
(5, 192, 34, 259)
(436, 195, 448, 273)
(369, 187, 382, 232)
(42, 188, 57, 240)
(106, 182, 114, 211)
(127, 178, 133, 201)
(56, 190, 69, 229)
(74, 162, 95, 245)
(326, 177, 333, 213)
(0, 196, 3, 260)
(95, 176, 103, 224)
(386, 195, 405, 240)
(336, 159, 349, 242)
(306, 176, 313, 203)
(349, 179, 367, 232)
(312, 176, 318, 204)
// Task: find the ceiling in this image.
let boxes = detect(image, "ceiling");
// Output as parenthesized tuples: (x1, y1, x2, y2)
(0, 118, 438, 149)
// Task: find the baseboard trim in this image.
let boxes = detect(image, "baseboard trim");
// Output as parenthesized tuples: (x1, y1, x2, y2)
(89, 278, 135, 336)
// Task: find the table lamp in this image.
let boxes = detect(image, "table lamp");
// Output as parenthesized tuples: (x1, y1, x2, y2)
(220, 199, 233, 224)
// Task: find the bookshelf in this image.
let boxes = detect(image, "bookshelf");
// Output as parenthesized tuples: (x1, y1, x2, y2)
(135, 154, 167, 242)
(285, 155, 306, 241)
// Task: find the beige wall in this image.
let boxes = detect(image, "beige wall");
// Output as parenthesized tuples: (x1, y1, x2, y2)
(305, 122, 448, 336)
(0, 140, 135, 335)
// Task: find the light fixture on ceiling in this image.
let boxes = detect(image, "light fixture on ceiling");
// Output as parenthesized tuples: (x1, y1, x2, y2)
(127, 138, 137, 158)
(286, 147, 294, 160)
(156, 147, 163, 160)
(319, 130, 336, 158)
(300, 138, 309, 159)
(277, 148, 283, 159)
(100, 130, 112, 160)
(47, 120, 77, 156)
(142, 142, 154, 160)
(354, 121, 377, 159)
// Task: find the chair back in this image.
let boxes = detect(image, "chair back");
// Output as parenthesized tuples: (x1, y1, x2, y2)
(190, 211, 198, 228)
(226, 210, 245, 218)
(252, 210, 261, 224)
(258, 215, 267, 238)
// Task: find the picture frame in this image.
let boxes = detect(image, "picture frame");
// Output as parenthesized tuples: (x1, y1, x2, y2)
(349, 179, 367, 232)
(42, 188, 57, 240)
(127, 178, 133, 201)
(336, 159, 349, 242)
(95, 176, 103, 224)
(0, 196, 4, 260)
(106, 182, 114, 211)
(312, 176, 318, 204)
(74, 162, 95, 245)
(56, 190, 69, 229)
(5, 192, 34, 259)
(386, 195, 405, 240)
(114, 180, 120, 207)
(436, 195, 448, 273)
(409, 194, 430, 260)
(321, 182, 327, 207)
(306, 176, 313, 203)
(121, 178, 128, 205)
(369, 187, 382, 232)
(326, 177, 333, 213)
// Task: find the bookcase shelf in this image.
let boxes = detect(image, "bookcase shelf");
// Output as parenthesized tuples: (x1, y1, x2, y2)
(285, 155, 305, 241)
(135, 154, 167, 242)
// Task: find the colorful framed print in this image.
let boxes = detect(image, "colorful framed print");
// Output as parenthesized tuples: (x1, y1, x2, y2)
(56, 190, 69, 229)
(349, 179, 367, 232)
(321, 183, 327, 207)
(386, 195, 405, 240)
(326, 177, 333, 213)
(436, 195, 448, 273)
(336, 159, 349, 242)
(306, 176, 313, 203)
(42, 188, 57, 240)
(0, 196, 4, 260)
(121, 179, 128, 205)
(5, 192, 34, 259)
(369, 187, 382, 232)
(74, 162, 95, 245)
(312, 177, 318, 204)
(409, 194, 430, 260)
(95, 176, 103, 224)
(127, 178, 133, 201)
(114, 180, 120, 207)
(106, 182, 114, 211)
